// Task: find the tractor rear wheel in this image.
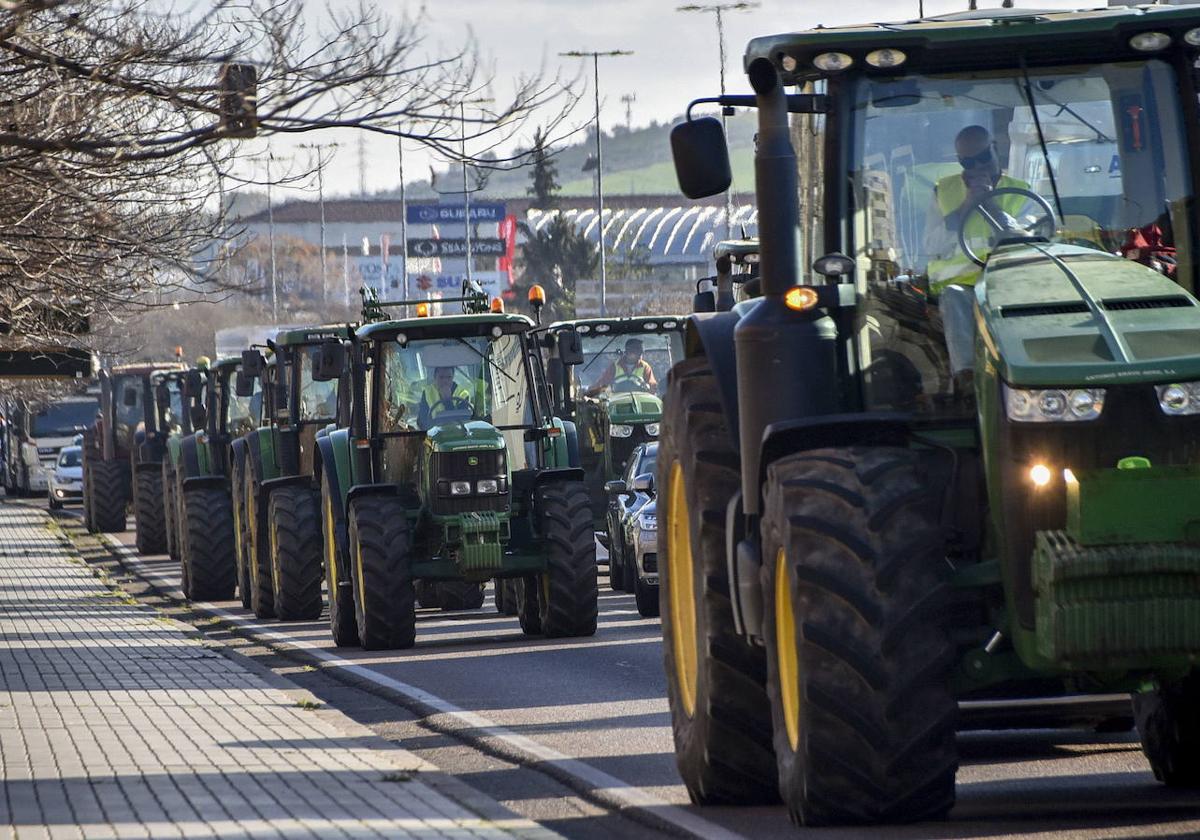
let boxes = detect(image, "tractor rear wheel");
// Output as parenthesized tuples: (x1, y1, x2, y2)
(761, 447, 957, 826)
(659, 356, 778, 806)
(180, 486, 237, 601)
(437, 580, 485, 611)
(416, 580, 442, 609)
(349, 495, 416, 650)
(133, 469, 167, 554)
(537, 481, 598, 638)
(162, 462, 179, 562)
(321, 477, 358, 647)
(231, 460, 252, 609)
(89, 460, 127, 533)
(493, 578, 506, 613)
(244, 469, 274, 618)
(1135, 671, 1200, 786)
(269, 485, 324, 621)
(517, 575, 542, 635)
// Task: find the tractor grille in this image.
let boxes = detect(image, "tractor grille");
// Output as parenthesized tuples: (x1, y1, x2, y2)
(428, 450, 508, 516)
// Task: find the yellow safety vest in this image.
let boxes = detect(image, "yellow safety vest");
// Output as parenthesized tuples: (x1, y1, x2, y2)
(423, 383, 472, 417)
(928, 174, 1029, 293)
(612, 360, 650, 390)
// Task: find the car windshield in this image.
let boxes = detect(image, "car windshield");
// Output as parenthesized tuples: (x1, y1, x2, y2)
(576, 330, 683, 396)
(57, 448, 80, 467)
(850, 59, 1191, 288)
(33, 399, 97, 437)
(379, 333, 533, 434)
(297, 345, 338, 423)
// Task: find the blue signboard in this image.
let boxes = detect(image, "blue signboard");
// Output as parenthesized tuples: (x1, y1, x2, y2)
(406, 203, 506, 224)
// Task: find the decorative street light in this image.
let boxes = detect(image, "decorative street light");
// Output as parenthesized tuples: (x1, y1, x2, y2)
(559, 49, 634, 317)
(297, 142, 338, 304)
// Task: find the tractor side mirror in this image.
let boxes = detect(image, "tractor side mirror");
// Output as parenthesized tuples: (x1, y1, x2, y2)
(313, 340, 344, 382)
(240, 349, 263, 376)
(558, 331, 584, 367)
(122, 387, 139, 407)
(693, 277, 717, 313)
(184, 370, 203, 399)
(155, 383, 170, 412)
(234, 369, 255, 398)
(813, 253, 856, 279)
(671, 117, 732, 199)
(605, 479, 629, 497)
(630, 473, 654, 494)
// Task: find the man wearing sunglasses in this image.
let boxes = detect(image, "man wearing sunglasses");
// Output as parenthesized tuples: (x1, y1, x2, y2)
(924, 125, 1030, 294)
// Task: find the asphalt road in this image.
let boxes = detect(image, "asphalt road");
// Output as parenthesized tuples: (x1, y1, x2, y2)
(49, 499, 1200, 840)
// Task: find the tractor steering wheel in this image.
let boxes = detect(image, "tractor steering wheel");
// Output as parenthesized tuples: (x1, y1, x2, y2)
(957, 187, 1058, 267)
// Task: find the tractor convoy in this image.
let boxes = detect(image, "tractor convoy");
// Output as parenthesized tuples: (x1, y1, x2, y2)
(41, 2, 1200, 829)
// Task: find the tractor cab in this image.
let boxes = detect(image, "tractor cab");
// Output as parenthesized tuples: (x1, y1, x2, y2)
(695, 239, 761, 312)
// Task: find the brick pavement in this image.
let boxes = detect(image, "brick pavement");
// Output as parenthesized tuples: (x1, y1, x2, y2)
(0, 502, 527, 840)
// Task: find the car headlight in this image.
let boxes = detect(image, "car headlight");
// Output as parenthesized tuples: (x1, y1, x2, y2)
(449, 480, 472, 496)
(476, 479, 499, 495)
(1156, 382, 1200, 416)
(1004, 385, 1105, 422)
(610, 424, 633, 438)
(644, 423, 660, 436)
(638, 513, 657, 530)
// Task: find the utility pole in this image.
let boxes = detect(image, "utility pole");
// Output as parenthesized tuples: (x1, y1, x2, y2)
(298, 143, 338, 304)
(263, 153, 279, 324)
(398, 130, 409, 299)
(357, 133, 367, 196)
(677, 2, 759, 240)
(462, 100, 473, 287)
(559, 49, 634, 316)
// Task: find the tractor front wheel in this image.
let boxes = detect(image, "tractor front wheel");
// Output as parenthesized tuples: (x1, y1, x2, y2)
(536, 481, 598, 638)
(416, 580, 442, 609)
(321, 478, 358, 646)
(244, 469, 274, 619)
(269, 485, 324, 621)
(180, 486, 237, 601)
(1135, 670, 1200, 786)
(162, 463, 179, 562)
(517, 575, 542, 635)
(89, 460, 128, 533)
(349, 495, 416, 650)
(761, 447, 957, 826)
(133, 468, 167, 554)
(436, 580, 485, 612)
(231, 460, 252, 609)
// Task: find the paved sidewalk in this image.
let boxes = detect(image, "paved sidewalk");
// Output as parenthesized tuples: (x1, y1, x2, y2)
(0, 502, 524, 839)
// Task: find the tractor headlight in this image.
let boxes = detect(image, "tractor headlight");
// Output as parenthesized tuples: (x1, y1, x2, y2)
(1004, 385, 1105, 423)
(637, 512, 657, 531)
(1156, 382, 1200, 415)
(610, 424, 633, 438)
(449, 480, 472, 496)
(476, 479, 499, 495)
(644, 422, 660, 436)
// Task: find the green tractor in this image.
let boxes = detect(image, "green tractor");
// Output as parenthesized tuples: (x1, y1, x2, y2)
(233, 326, 350, 620)
(163, 356, 260, 601)
(316, 290, 597, 649)
(82, 362, 185, 542)
(541, 317, 684, 529)
(693, 239, 760, 313)
(661, 4, 1200, 826)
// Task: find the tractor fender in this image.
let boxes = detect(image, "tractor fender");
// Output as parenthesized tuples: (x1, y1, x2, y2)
(180, 474, 228, 493)
(561, 420, 581, 469)
(245, 427, 282, 485)
(261, 474, 312, 495)
(758, 412, 911, 490)
(132, 459, 162, 475)
(512, 466, 585, 497)
(315, 432, 353, 574)
(178, 434, 207, 480)
(682, 310, 743, 451)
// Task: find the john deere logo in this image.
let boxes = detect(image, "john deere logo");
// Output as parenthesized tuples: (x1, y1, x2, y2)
(467, 456, 479, 466)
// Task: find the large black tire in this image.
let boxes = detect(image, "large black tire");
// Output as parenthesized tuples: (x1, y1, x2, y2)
(493, 578, 506, 613)
(321, 477, 358, 646)
(761, 447, 957, 826)
(608, 528, 627, 592)
(658, 356, 778, 805)
(537, 481, 598, 637)
(1135, 671, 1200, 786)
(501, 579, 520, 616)
(82, 459, 95, 530)
(634, 574, 660, 618)
(416, 580, 443, 609)
(133, 469, 167, 554)
(162, 462, 179, 562)
(244, 469, 274, 618)
(349, 495, 416, 650)
(231, 460, 252, 609)
(180, 486, 237, 601)
(436, 580, 486, 612)
(517, 575, 542, 635)
(268, 485, 324, 621)
(89, 459, 128, 533)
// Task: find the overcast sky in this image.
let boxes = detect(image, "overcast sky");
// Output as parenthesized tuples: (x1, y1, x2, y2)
(252, 0, 1089, 203)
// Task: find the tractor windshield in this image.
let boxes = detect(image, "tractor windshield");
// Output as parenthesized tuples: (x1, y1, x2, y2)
(225, 370, 259, 437)
(576, 330, 683, 397)
(379, 333, 535, 434)
(297, 345, 338, 423)
(847, 58, 1193, 413)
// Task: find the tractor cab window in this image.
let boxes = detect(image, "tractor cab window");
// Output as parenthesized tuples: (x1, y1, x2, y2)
(575, 330, 683, 398)
(847, 58, 1193, 414)
(113, 377, 143, 430)
(297, 345, 338, 423)
(225, 369, 259, 437)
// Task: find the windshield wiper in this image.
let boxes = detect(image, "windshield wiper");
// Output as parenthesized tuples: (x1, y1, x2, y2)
(455, 337, 516, 385)
(581, 334, 620, 374)
(1017, 57, 1064, 222)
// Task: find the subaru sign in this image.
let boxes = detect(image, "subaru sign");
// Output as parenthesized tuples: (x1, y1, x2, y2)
(406, 203, 506, 224)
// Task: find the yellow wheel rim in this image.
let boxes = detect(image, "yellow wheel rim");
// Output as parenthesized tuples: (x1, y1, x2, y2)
(324, 488, 338, 590)
(775, 547, 800, 752)
(666, 461, 698, 718)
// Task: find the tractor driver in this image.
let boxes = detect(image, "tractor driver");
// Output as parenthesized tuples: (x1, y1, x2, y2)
(584, 338, 657, 397)
(418, 366, 473, 429)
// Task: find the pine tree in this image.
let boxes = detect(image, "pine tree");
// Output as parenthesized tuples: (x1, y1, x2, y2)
(527, 127, 561, 209)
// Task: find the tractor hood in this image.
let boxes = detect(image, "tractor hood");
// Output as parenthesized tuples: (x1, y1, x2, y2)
(977, 243, 1200, 387)
(424, 420, 505, 453)
(605, 392, 663, 424)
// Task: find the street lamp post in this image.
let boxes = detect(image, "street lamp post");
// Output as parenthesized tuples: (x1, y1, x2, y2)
(298, 143, 338, 304)
(398, 131, 409, 299)
(265, 153, 278, 324)
(677, 2, 759, 240)
(560, 49, 633, 317)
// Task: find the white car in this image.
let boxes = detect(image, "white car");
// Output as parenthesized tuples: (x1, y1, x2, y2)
(629, 497, 658, 617)
(48, 446, 83, 509)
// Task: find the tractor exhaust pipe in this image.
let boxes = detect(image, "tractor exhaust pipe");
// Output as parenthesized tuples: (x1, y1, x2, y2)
(748, 58, 800, 298)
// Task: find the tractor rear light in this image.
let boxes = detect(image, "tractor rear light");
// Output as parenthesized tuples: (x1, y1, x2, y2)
(1155, 382, 1200, 415)
(1004, 385, 1105, 423)
(449, 480, 472, 496)
(644, 422, 660, 436)
(610, 424, 633, 438)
